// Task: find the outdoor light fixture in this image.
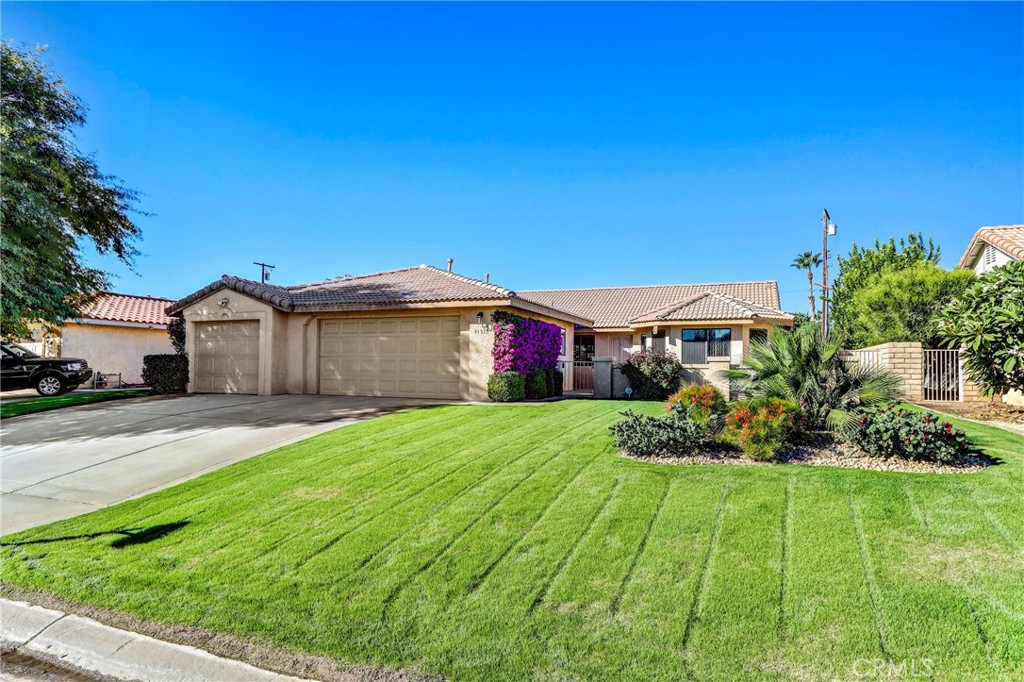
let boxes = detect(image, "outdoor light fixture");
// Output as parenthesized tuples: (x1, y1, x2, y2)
(475, 312, 484, 324)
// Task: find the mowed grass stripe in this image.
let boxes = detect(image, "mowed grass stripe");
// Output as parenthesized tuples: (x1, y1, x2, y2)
(854, 478, 997, 678)
(291, 405, 619, 580)
(686, 479, 786, 681)
(601, 479, 727, 682)
(776, 478, 878, 680)
(150, 407, 519, 561)
(311, 406, 624, 614)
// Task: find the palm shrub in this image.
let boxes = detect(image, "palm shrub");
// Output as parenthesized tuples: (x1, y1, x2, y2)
(726, 323, 902, 435)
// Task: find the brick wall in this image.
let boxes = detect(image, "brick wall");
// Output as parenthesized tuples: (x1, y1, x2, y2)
(853, 342, 924, 402)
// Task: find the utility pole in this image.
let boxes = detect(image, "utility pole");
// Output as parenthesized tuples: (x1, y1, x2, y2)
(820, 209, 837, 339)
(253, 261, 275, 284)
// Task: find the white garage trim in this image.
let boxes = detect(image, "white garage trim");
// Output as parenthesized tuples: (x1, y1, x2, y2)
(318, 316, 460, 399)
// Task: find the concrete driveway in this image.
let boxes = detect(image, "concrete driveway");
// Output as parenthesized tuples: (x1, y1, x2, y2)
(1, 394, 444, 534)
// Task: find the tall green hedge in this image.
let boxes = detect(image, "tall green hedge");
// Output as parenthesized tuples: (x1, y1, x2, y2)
(142, 354, 189, 394)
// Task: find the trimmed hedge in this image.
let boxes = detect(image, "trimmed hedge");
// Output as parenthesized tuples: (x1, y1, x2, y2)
(488, 371, 525, 402)
(142, 354, 189, 395)
(525, 369, 549, 400)
(547, 369, 564, 397)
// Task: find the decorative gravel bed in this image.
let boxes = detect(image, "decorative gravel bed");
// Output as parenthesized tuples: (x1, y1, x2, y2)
(623, 432, 991, 473)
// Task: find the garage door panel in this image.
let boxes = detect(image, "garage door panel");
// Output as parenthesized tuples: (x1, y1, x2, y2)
(319, 316, 460, 399)
(194, 320, 259, 394)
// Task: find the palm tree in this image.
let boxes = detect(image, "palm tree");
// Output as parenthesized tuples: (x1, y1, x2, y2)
(728, 323, 903, 434)
(791, 251, 822, 321)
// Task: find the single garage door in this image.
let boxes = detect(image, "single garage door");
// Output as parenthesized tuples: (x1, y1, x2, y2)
(319, 317, 460, 399)
(194, 320, 260, 394)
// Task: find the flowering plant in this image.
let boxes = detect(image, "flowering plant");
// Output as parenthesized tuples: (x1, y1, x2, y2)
(490, 312, 562, 375)
(620, 350, 684, 400)
(849, 406, 968, 463)
(724, 398, 800, 461)
(666, 384, 728, 422)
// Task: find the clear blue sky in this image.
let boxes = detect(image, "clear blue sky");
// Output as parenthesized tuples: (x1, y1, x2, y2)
(5, 2, 1022, 312)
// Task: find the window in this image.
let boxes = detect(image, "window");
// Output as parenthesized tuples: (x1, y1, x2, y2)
(681, 328, 731, 364)
(574, 335, 595, 362)
(641, 331, 667, 352)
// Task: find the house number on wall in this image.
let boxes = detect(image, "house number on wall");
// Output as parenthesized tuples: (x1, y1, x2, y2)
(472, 324, 494, 335)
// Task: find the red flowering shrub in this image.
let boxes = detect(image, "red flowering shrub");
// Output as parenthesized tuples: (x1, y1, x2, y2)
(621, 350, 684, 400)
(849, 406, 968, 463)
(666, 384, 728, 422)
(724, 398, 800, 461)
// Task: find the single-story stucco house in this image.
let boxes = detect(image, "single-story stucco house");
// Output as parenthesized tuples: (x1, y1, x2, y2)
(166, 263, 792, 400)
(21, 293, 175, 385)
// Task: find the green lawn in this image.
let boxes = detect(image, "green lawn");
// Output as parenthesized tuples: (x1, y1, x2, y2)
(0, 390, 148, 419)
(2, 401, 1023, 681)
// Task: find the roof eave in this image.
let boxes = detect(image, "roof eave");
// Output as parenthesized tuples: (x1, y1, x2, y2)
(506, 298, 594, 326)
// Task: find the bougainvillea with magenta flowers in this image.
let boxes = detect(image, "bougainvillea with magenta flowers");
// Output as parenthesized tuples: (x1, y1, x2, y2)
(491, 312, 562, 375)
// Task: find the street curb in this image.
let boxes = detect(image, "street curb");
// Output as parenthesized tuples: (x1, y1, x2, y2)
(1, 599, 314, 682)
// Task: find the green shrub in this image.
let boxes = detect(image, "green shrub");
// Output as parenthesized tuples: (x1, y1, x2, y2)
(547, 369, 564, 397)
(849, 406, 968, 463)
(487, 372, 525, 402)
(723, 398, 800, 461)
(525, 369, 549, 400)
(620, 350, 684, 400)
(609, 404, 715, 457)
(142, 354, 189, 395)
(666, 384, 727, 422)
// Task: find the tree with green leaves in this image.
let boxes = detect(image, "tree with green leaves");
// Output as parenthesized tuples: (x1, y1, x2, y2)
(1, 44, 142, 338)
(846, 262, 975, 347)
(791, 251, 821, 320)
(935, 261, 1024, 396)
(829, 233, 940, 347)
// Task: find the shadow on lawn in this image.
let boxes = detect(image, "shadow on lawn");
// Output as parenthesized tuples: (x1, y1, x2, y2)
(2, 521, 190, 549)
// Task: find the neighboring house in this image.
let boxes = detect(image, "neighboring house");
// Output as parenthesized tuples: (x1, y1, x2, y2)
(958, 224, 1024, 407)
(23, 293, 175, 385)
(168, 263, 791, 400)
(958, 224, 1024, 275)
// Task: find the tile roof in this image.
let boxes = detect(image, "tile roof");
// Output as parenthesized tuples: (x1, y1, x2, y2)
(959, 225, 1024, 267)
(519, 280, 785, 328)
(79, 293, 175, 326)
(167, 266, 590, 323)
(629, 291, 793, 325)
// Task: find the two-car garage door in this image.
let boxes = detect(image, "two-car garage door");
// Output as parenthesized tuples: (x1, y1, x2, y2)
(319, 317, 460, 399)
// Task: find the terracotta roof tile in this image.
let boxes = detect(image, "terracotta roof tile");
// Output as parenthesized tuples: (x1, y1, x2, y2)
(519, 280, 784, 328)
(630, 291, 794, 324)
(959, 225, 1024, 267)
(167, 266, 525, 316)
(80, 293, 175, 326)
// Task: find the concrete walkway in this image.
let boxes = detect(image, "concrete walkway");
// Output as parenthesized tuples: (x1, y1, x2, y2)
(1, 394, 444, 534)
(0, 599, 313, 681)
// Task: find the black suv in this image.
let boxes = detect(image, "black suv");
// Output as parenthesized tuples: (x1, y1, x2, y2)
(1, 341, 93, 396)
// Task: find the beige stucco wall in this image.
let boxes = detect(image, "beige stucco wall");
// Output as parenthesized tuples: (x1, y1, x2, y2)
(179, 291, 576, 400)
(59, 323, 173, 385)
(592, 322, 783, 400)
(180, 290, 285, 396)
